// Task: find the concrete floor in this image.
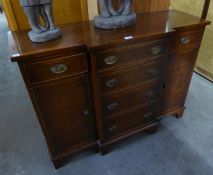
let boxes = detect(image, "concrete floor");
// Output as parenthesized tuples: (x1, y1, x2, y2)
(1, 13, 213, 175)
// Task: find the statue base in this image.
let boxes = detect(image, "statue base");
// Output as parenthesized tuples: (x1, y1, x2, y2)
(94, 13, 136, 30)
(28, 28, 61, 43)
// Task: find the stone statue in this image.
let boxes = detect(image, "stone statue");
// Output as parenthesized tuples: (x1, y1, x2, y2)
(20, 0, 61, 42)
(94, 0, 136, 29)
(99, 0, 132, 17)
(119, 0, 133, 15)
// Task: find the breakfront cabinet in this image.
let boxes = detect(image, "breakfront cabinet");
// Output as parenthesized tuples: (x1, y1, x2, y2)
(9, 10, 210, 168)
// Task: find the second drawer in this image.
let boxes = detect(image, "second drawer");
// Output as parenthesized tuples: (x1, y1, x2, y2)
(99, 58, 166, 94)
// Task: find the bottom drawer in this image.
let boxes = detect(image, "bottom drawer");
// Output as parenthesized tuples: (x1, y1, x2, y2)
(104, 102, 158, 139)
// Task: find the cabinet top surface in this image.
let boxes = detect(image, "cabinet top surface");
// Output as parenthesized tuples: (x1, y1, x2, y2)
(9, 10, 210, 62)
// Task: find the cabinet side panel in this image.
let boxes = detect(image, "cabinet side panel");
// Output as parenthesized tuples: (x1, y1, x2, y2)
(160, 27, 206, 117)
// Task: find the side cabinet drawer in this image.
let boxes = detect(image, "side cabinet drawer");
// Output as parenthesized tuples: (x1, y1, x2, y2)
(170, 29, 204, 52)
(24, 53, 88, 85)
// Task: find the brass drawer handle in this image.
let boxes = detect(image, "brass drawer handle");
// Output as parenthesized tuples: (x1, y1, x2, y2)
(106, 79, 119, 88)
(146, 90, 156, 97)
(181, 36, 191, 45)
(146, 68, 159, 76)
(107, 102, 120, 111)
(144, 112, 153, 119)
(105, 56, 119, 65)
(108, 124, 119, 132)
(150, 46, 162, 55)
(50, 64, 68, 74)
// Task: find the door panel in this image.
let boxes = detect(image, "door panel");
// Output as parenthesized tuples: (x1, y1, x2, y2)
(33, 75, 95, 154)
(160, 50, 198, 114)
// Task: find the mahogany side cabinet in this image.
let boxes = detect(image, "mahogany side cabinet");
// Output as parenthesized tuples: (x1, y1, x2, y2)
(9, 10, 210, 168)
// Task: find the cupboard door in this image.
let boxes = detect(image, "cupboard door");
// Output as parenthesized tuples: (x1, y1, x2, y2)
(160, 50, 198, 114)
(32, 75, 95, 154)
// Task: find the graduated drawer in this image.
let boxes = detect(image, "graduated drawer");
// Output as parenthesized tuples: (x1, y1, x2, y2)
(170, 28, 204, 52)
(24, 53, 88, 85)
(104, 102, 158, 139)
(96, 40, 168, 71)
(101, 81, 161, 117)
(99, 58, 165, 94)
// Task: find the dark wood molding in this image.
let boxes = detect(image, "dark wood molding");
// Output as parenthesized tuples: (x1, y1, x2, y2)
(201, 0, 211, 20)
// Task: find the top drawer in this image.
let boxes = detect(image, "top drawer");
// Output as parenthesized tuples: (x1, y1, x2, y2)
(96, 39, 168, 71)
(24, 53, 88, 85)
(170, 28, 204, 52)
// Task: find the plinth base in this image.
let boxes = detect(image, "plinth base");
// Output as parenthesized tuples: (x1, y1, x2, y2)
(94, 13, 136, 30)
(28, 28, 61, 43)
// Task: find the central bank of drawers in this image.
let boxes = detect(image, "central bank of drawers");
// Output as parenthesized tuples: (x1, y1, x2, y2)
(96, 39, 168, 139)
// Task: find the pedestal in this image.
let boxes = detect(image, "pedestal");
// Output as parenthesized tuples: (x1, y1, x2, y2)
(94, 13, 137, 30)
(28, 28, 61, 43)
